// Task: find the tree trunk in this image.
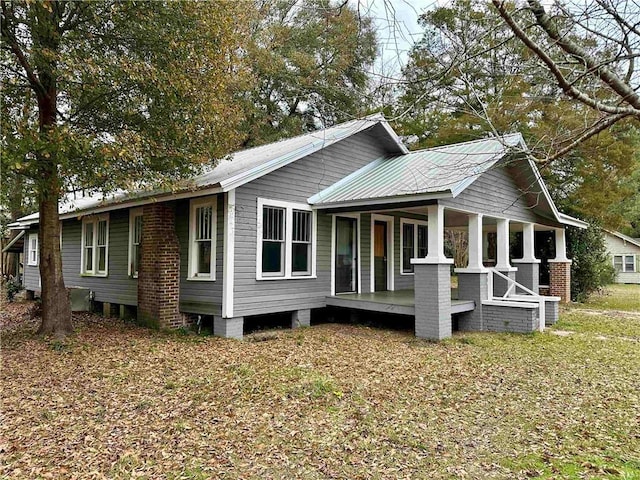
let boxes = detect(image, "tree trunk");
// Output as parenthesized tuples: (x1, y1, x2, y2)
(35, 62, 73, 337)
(37, 184, 72, 337)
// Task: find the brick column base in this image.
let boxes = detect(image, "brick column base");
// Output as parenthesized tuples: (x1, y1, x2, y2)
(413, 261, 452, 340)
(455, 271, 488, 331)
(138, 203, 181, 329)
(549, 260, 571, 303)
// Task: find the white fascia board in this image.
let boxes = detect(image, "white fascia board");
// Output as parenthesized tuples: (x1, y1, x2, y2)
(379, 120, 409, 154)
(312, 192, 452, 210)
(307, 156, 388, 205)
(558, 213, 588, 229)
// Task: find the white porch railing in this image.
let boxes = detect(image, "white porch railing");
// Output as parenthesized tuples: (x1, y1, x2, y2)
(487, 268, 546, 331)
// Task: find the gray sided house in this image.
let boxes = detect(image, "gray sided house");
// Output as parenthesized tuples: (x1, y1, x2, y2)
(604, 230, 640, 284)
(13, 115, 587, 340)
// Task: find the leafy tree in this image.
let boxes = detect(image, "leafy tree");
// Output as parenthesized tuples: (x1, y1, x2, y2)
(1, 1, 253, 337)
(241, 0, 377, 146)
(492, 0, 640, 158)
(394, 0, 637, 231)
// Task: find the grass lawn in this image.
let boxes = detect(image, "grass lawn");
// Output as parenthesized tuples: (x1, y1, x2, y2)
(1, 291, 639, 479)
(572, 283, 640, 312)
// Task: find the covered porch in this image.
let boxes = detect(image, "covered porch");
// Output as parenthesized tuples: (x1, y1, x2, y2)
(309, 134, 587, 340)
(326, 289, 475, 316)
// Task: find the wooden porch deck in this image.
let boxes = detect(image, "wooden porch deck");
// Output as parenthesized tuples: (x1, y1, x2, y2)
(326, 289, 475, 316)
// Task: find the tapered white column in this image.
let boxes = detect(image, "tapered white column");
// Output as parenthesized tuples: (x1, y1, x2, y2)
(423, 204, 451, 264)
(553, 228, 569, 261)
(455, 213, 486, 273)
(495, 218, 512, 270)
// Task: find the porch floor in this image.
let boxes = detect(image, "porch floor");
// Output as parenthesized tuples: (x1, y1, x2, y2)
(326, 289, 475, 316)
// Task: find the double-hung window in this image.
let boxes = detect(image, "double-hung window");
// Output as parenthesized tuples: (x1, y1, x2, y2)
(128, 208, 143, 278)
(400, 218, 428, 274)
(188, 197, 217, 280)
(81, 215, 109, 276)
(614, 254, 636, 273)
(257, 198, 315, 279)
(27, 233, 38, 266)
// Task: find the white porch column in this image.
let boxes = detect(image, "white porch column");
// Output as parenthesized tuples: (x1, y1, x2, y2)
(521, 223, 538, 262)
(495, 218, 512, 270)
(425, 204, 448, 263)
(553, 228, 569, 261)
(455, 213, 486, 273)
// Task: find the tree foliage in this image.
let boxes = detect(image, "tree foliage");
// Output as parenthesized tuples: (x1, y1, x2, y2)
(1, 0, 255, 336)
(394, 0, 639, 232)
(241, 0, 377, 146)
(567, 224, 616, 302)
(493, 0, 640, 157)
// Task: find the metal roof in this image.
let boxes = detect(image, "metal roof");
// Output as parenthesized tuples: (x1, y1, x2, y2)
(11, 114, 406, 227)
(309, 133, 525, 207)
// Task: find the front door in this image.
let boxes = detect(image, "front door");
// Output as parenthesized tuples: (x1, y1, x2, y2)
(374, 221, 388, 291)
(335, 217, 358, 294)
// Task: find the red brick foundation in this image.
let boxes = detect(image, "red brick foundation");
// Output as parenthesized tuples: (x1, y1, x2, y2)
(549, 260, 571, 303)
(137, 203, 182, 328)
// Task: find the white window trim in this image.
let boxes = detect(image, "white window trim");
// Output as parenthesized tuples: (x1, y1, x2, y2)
(614, 254, 636, 273)
(400, 218, 428, 275)
(80, 214, 110, 277)
(370, 214, 394, 292)
(188, 196, 217, 281)
(256, 198, 317, 280)
(330, 213, 361, 296)
(27, 233, 38, 266)
(128, 208, 143, 278)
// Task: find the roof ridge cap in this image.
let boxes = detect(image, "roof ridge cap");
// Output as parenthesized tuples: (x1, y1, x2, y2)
(405, 132, 523, 154)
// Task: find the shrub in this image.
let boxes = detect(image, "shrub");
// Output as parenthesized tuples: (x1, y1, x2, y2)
(567, 224, 616, 302)
(3, 275, 23, 302)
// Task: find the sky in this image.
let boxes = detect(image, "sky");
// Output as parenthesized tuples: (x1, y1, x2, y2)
(357, 0, 443, 77)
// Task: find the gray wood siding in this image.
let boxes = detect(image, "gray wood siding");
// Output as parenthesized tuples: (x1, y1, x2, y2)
(61, 209, 137, 305)
(23, 227, 40, 291)
(233, 131, 389, 317)
(441, 160, 543, 224)
(360, 213, 371, 294)
(175, 195, 224, 314)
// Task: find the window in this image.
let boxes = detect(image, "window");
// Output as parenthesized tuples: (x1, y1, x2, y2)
(27, 233, 38, 266)
(189, 197, 217, 280)
(128, 208, 143, 278)
(400, 219, 428, 274)
(614, 254, 636, 273)
(262, 206, 285, 276)
(81, 215, 109, 276)
(257, 198, 316, 279)
(292, 210, 312, 275)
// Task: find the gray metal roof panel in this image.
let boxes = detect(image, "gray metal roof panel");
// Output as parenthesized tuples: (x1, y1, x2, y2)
(309, 134, 524, 206)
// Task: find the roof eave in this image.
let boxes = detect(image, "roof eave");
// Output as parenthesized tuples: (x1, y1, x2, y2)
(312, 191, 453, 210)
(558, 212, 588, 229)
(604, 229, 640, 248)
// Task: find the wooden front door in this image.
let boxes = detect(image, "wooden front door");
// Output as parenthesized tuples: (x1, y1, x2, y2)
(374, 221, 388, 291)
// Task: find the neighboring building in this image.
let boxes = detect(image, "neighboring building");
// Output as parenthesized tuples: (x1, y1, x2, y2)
(10, 115, 586, 340)
(604, 230, 640, 284)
